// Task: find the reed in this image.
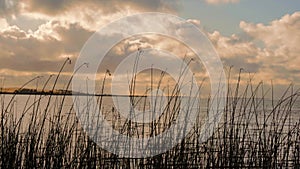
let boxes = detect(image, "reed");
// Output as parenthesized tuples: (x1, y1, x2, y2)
(0, 57, 299, 168)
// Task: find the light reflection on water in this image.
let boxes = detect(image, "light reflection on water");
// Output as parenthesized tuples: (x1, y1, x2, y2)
(1, 94, 299, 134)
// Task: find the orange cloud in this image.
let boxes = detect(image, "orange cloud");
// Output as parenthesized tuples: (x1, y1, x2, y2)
(206, 12, 300, 85)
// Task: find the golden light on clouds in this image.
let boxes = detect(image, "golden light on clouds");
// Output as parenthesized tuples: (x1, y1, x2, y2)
(0, 0, 299, 93)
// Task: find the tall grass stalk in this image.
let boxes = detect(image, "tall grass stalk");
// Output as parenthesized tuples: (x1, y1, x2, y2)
(0, 58, 299, 168)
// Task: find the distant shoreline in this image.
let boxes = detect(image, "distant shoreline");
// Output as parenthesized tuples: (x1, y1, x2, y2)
(0, 91, 199, 98)
(0, 91, 169, 98)
(0, 91, 126, 97)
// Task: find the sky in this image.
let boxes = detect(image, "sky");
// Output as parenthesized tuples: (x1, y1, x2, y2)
(0, 0, 299, 96)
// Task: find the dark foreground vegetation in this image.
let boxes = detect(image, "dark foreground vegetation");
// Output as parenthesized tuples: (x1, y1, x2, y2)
(0, 58, 299, 168)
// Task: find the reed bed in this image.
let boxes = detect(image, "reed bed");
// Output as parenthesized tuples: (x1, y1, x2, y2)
(0, 58, 299, 168)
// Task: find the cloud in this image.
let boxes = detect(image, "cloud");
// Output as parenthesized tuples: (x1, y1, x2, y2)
(208, 31, 262, 73)
(206, 12, 300, 85)
(205, 0, 239, 5)
(1, 0, 299, 89)
(187, 19, 201, 26)
(208, 31, 259, 58)
(1, 1, 182, 77)
(0, 18, 9, 29)
(23, 0, 179, 16)
(0, 20, 93, 73)
(240, 12, 300, 72)
(0, 0, 20, 16)
(1, 0, 180, 32)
